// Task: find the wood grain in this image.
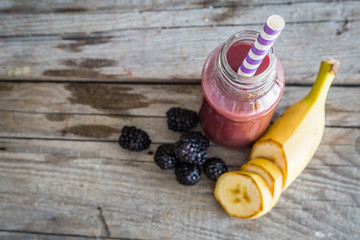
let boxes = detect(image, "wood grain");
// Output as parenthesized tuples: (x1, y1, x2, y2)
(0, 81, 358, 239)
(0, 2, 359, 83)
(0, 133, 359, 239)
(0, 1, 359, 239)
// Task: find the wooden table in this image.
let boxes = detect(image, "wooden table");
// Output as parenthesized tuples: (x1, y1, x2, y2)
(0, 1, 359, 239)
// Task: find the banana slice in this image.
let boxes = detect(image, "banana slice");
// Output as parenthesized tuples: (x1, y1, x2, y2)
(240, 158, 283, 207)
(214, 171, 272, 219)
(250, 140, 287, 189)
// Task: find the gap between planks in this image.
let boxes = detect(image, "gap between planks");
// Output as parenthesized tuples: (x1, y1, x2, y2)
(0, 19, 355, 39)
(0, 229, 142, 240)
(0, 80, 360, 87)
(0, 110, 358, 129)
(1, 0, 354, 15)
(0, 156, 353, 169)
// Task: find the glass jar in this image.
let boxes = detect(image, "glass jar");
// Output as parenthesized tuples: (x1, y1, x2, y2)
(199, 30, 285, 148)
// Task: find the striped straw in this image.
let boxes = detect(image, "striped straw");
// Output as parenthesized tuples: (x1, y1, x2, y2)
(238, 15, 285, 77)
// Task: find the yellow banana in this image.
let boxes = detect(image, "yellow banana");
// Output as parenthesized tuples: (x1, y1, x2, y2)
(215, 59, 339, 219)
(250, 58, 339, 190)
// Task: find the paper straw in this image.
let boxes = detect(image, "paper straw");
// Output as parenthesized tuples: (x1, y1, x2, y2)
(238, 15, 285, 77)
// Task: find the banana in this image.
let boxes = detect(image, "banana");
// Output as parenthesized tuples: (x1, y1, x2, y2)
(214, 171, 272, 219)
(240, 158, 283, 207)
(215, 59, 339, 219)
(250, 58, 339, 190)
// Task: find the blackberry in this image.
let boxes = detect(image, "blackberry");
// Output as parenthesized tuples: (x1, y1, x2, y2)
(203, 157, 228, 181)
(154, 144, 178, 169)
(180, 131, 209, 150)
(176, 141, 208, 166)
(166, 107, 199, 132)
(118, 126, 151, 151)
(175, 163, 201, 185)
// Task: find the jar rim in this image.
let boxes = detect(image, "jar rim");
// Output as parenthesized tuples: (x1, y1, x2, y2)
(219, 30, 276, 87)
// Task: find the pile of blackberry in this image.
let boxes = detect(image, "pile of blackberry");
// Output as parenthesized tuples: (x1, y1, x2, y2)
(118, 107, 228, 186)
(156, 107, 228, 186)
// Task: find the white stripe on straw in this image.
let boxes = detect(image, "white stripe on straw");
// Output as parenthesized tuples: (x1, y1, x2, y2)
(238, 15, 285, 77)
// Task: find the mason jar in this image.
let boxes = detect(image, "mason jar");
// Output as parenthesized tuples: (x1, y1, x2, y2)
(199, 30, 285, 148)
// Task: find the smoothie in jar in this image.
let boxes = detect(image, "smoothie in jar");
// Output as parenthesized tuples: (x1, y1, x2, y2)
(199, 31, 285, 148)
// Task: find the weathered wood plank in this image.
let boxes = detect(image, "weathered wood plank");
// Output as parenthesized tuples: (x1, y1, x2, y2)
(0, 83, 358, 135)
(0, 132, 359, 239)
(0, 1, 358, 239)
(1, 21, 359, 83)
(0, 0, 338, 13)
(1, 2, 358, 36)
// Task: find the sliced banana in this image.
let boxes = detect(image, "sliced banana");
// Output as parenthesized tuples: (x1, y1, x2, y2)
(214, 171, 272, 219)
(240, 158, 283, 207)
(250, 140, 287, 189)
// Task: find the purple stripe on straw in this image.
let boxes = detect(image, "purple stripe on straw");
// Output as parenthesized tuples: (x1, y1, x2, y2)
(263, 23, 281, 35)
(245, 55, 263, 65)
(240, 64, 257, 74)
(251, 46, 266, 56)
(257, 35, 275, 46)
